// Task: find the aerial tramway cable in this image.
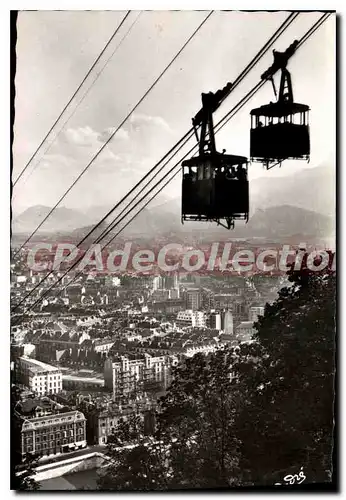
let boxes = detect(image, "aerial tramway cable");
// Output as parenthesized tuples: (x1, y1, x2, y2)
(44, 12, 332, 307)
(94, 11, 300, 241)
(13, 11, 213, 259)
(12, 11, 143, 196)
(13, 11, 131, 187)
(12, 12, 298, 312)
(14, 11, 298, 259)
(12, 12, 306, 314)
(12, 12, 331, 317)
(11, 12, 214, 309)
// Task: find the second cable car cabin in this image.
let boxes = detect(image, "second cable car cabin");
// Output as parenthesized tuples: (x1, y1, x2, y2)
(250, 41, 310, 169)
(182, 84, 249, 230)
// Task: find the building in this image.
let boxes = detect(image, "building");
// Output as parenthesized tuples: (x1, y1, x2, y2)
(176, 310, 206, 328)
(164, 274, 179, 290)
(233, 301, 250, 325)
(104, 353, 171, 401)
(185, 288, 202, 311)
(151, 299, 185, 314)
(22, 343, 36, 357)
(207, 312, 222, 331)
(249, 306, 265, 322)
(11, 326, 28, 344)
(14, 406, 86, 458)
(89, 406, 134, 445)
(152, 289, 170, 302)
(214, 293, 234, 309)
(143, 353, 168, 390)
(168, 288, 180, 299)
(62, 374, 105, 391)
(201, 288, 215, 310)
(185, 343, 220, 357)
(94, 338, 115, 354)
(104, 354, 145, 400)
(221, 310, 234, 335)
(15, 357, 62, 396)
(37, 330, 91, 351)
(152, 276, 163, 291)
(64, 283, 82, 304)
(235, 321, 256, 342)
(88, 403, 155, 445)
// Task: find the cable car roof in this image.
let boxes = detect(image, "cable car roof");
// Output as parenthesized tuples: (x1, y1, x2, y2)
(182, 153, 247, 167)
(250, 101, 310, 117)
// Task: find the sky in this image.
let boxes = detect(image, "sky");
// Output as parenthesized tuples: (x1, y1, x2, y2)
(12, 10, 335, 214)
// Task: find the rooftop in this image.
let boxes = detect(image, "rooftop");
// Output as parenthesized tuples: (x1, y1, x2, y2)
(16, 397, 56, 415)
(236, 321, 254, 328)
(62, 375, 104, 385)
(19, 357, 60, 373)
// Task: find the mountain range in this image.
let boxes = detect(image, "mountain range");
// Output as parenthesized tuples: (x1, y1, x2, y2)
(11, 164, 335, 244)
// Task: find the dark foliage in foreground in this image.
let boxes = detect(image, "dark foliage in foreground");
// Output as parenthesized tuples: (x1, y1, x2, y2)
(97, 263, 335, 490)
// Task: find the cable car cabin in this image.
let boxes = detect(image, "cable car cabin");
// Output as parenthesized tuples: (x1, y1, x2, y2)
(182, 82, 249, 229)
(250, 41, 311, 169)
(250, 101, 310, 166)
(182, 153, 249, 230)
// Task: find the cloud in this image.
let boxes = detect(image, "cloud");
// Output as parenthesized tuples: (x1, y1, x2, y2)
(47, 124, 129, 162)
(64, 126, 99, 147)
(59, 124, 129, 149)
(130, 113, 173, 134)
(98, 126, 129, 143)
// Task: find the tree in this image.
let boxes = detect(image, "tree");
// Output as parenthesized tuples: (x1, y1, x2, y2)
(97, 351, 242, 490)
(96, 261, 335, 489)
(12, 453, 41, 491)
(97, 414, 170, 491)
(232, 263, 336, 485)
(156, 349, 241, 489)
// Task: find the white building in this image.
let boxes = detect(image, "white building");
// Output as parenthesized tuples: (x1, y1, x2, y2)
(222, 310, 234, 335)
(104, 353, 171, 399)
(94, 339, 115, 354)
(152, 276, 163, 291)
(176, 310, 206, 328)
(185, 343, 220, 357)
(249, 306, 265, 322)
(144, 353, 166, 380)
(235, 321, 256, 341)
(104, 355, 145, 398)
(207, 311, 222, 331)
(168, 288, 180, 299)
(16, 357, 62, 396)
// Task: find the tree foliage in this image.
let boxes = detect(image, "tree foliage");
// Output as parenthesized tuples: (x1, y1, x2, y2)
(12, 453, 41, 491)
(97, 264, 336, 490)
(233, 266, 336, 485)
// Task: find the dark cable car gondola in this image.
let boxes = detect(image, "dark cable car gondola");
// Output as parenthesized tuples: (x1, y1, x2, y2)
(250, 40, 310, 169)
(182, 83, 249, 230)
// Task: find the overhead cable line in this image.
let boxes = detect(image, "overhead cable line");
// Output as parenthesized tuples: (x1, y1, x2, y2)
(93, 11, 300, 242)
(12, 11, 143, 194)
(12, 11, 296, 311)
(44, 11, 332, 306)
(38, 10, 300, 253)
(11, 11, 214, 308)
(11, 82, 273, 318)
(12, 13, 306, 315)
(13, 11, 213, 259)
(13, 11, 131, 187)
